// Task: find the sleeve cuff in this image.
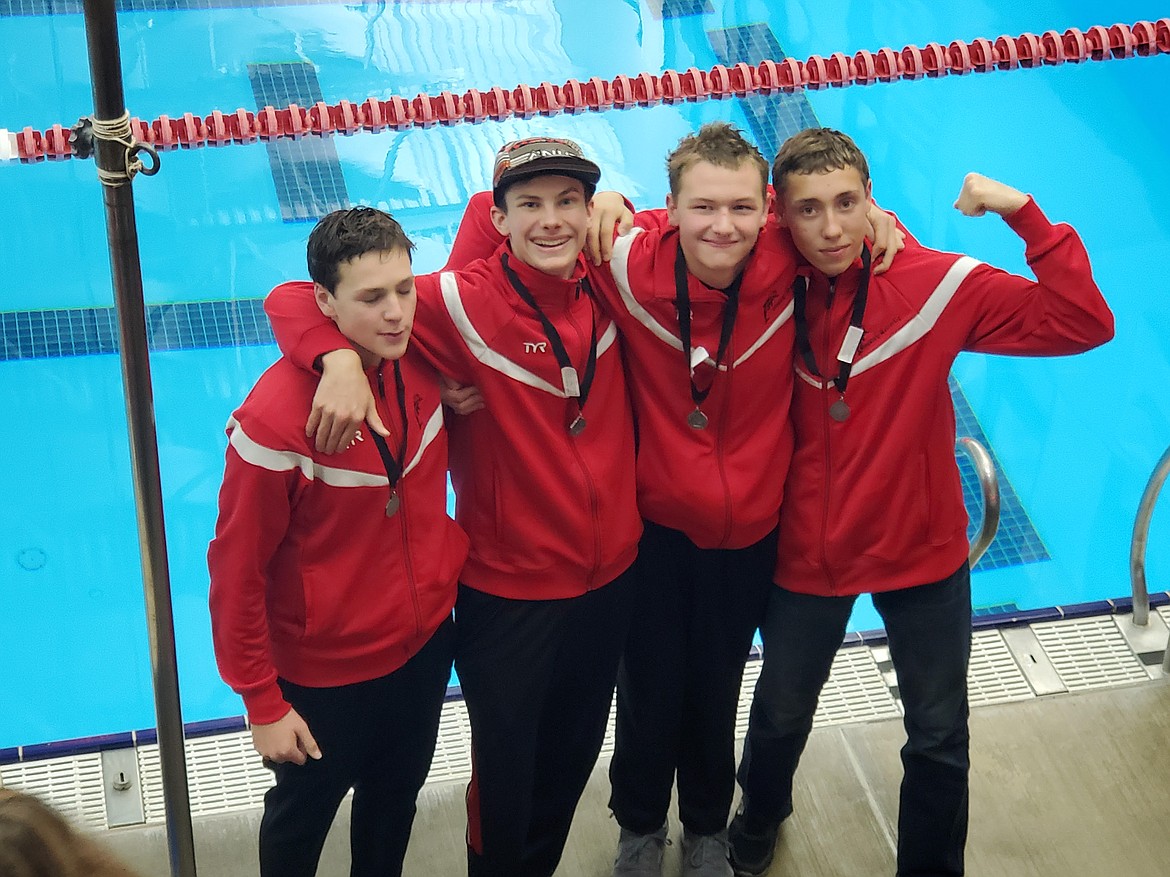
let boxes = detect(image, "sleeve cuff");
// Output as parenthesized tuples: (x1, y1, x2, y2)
(1003, 196, 1050, 238)
(242, 684, 291, 726)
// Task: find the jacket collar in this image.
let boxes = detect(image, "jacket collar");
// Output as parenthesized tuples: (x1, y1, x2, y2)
(497, 241, 588, 312)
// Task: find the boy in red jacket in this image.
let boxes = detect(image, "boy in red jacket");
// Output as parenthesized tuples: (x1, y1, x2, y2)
(727, 128, 1114, 877)
(439, 124, 902, 877)
(207, 208, 469, 877)
(263, 138, 643, 877)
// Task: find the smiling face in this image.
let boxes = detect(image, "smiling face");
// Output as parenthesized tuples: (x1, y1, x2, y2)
(315, 248, 416, 368)
(490, 174, 592, 279)
(666, 159, 770, 290)
(777, 166, 873, 278)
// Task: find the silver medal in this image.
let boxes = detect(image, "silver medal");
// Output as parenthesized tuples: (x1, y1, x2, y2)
(568, 414, 587, 436)
(687, 408, 709, 430)
(829, 399, 850, 422)
(385, 490, 401, 517)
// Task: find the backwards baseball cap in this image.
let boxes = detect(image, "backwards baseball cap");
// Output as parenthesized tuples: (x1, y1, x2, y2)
(491, 136, 601, 197)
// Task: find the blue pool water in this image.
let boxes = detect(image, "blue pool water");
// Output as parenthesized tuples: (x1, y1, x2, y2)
(1, 0, 1168, 748)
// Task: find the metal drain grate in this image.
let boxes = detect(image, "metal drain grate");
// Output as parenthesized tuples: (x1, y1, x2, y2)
(739, 646, 903, 734)
(0, 753, 107, 829)
(1030, 616, 1149, 691)
(426, 700, 474, 784)
(968, 629, 1036, 706)
(812, 646, 902, 727)
(138, 733, 275, 823)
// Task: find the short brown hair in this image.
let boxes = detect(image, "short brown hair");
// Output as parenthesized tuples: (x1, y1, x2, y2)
(0, 788, 141, 876)
(667, 122, 768, 198)
(772, 127, 870, 196)
(307, 207, 415, 293)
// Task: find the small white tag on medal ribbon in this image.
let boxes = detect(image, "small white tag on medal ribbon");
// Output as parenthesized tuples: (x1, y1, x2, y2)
(837, 326, 864, 364)
(562, 366, 581, 397)
(689, 345, 709, 370)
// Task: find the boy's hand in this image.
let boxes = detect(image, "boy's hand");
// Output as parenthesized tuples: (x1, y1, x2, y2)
(440, 376, 485, 415)
(585, 191, 635, 265)
(307, 348, 386, 454)
(954, 173, 1029, 218)
(252, 708, 321, 765)
(865, 202, 906, 275)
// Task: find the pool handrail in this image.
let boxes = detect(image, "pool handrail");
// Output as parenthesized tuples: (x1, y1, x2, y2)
(1129, 444, 1170, 674)
(958, 437, 1000, 568)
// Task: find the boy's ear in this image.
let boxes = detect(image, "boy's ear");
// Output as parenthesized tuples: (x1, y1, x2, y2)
(489, 204, 509, 236)
(314, 282, 337, 319)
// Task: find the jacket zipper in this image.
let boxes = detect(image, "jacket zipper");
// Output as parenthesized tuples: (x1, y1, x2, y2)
(377, 363, 422, 635)
(817, 279, 840, 595)
(716, 329, 734, 547)
(567, 285, 603, 589)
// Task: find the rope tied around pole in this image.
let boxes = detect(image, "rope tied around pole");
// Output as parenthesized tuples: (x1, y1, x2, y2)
(88, 110, 160, 186)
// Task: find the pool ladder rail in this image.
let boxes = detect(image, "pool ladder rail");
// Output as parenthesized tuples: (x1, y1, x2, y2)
(959, 437, 1000, 568)
(1129, 443, 1170, 673)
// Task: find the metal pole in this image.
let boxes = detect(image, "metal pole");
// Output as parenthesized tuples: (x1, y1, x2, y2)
(80, 1, 197, 874)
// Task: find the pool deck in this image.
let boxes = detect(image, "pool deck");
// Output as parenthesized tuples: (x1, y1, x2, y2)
(91, 674, 1170, 877)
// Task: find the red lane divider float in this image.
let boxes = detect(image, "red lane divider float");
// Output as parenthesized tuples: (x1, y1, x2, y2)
(12, 19, 1169, 163)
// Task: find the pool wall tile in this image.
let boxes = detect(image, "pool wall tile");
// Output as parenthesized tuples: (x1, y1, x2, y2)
(248, 61, 350, 223)
(707, 22, 818, 160)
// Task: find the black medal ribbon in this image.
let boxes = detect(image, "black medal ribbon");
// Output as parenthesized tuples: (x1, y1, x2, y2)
(792, 244, 871, 421)
(369, 359, 409, 517)
(502, 253, 599, 435)
(674, 244, 741, 429)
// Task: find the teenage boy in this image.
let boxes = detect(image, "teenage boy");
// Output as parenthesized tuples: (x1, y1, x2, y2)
(207, 208, 469, 877)
(728, 128, 1114, 877)
(263, 138, 642, 877)
(441, 123, 903, 877)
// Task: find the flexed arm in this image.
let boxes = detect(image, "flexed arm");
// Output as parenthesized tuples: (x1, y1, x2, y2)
(951, 173, 1114, 354)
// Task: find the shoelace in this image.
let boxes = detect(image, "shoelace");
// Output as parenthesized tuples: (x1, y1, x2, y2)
(685, 834, 729, 867)
(617, 833, 670, 866)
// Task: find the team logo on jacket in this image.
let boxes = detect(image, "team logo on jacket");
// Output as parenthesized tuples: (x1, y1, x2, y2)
(763, 291, 783, 323)
(346, 429, 365, 450)
(523, 341, 548, 354)
(414, 393, 425, 427)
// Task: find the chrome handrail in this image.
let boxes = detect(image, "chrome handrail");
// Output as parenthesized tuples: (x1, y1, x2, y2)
(958, 437, 1000, 568)
(1130, 445, 1170, 640)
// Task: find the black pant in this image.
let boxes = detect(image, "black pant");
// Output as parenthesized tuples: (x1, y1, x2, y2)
(455, 570, 635, 877)
(739, 563, 972, 876)
(608, 522, 776, 836)
(258, 618, 455, 877)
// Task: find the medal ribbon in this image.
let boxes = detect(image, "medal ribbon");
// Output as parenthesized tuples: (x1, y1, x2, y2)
(674, 244, 741, 411)
(792, 243, 871, 398)
(502, 253, 599, 420)
(369, 359, 409, 501)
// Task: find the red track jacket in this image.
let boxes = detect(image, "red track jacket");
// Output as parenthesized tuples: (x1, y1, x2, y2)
(265, 252, 641, 601)
(208, 352, 467, 724)
(447, 191, 799, 550)
(777, 198, 1115, 597)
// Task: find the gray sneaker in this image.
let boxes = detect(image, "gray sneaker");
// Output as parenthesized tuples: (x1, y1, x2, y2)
(681, 829, 733, 877)
(612, 825, 669, 876)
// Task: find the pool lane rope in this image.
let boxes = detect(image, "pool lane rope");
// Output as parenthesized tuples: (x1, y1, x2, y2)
(4, 18, 1168, 164)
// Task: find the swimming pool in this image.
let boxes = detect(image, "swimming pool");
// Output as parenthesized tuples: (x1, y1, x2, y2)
(1, 0, 1168, 749)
